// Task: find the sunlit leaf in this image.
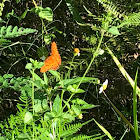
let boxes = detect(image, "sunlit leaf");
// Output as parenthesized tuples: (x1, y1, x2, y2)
(39, 7, 53, 22)
(93, 118, 114, 140)
(49, 70, 61, 80)
(108, 26, 120, 35)
(24, 112, 33, 124)
(25, 63, 32, 69)
(52, 94, 61, 114)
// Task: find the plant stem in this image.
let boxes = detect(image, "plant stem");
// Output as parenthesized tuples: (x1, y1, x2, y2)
(62, 93, 74, 111)
(77, 30, 105, 89)
(106, 46, 140, 97)
(32, 69, 35, 139)
(103, 91, 134, 132)
(60, 90, 65, 112)
(32, 0, 38, 8)
(66, 55, 75, 79)
(62, 30, 105, 112)
(32, 69, 35, 115)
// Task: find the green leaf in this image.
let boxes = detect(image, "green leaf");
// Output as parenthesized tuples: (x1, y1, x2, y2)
(67, 85, 85, 94)
(67, 85, 76, 93)
(93, 118, 114, 140)
(49, 70, 61, 80)
(72, 98, 88, 105)
(71, 105, 81, 115)
(32, 80, 42, 89)
(42, 99, 48, 110)
(65, 0, 84, 24)
(16, 0, 20, 3)
(18, 133, 30, 139)
(19, 9, 28, 20)
(29, 70, 46, 85)
(56, 77, 98, 88)
(52, 94, 61, 114)
(0, 136, 5, 140)
(34, 99, 42, 113)
(108, 26, 120, 35)
(25, 63, 32, 69)
(81, 104, 97, 109)
(75, 89, 85, 93)
(44, 34, 56, 44)
(24, 112, 33, 124)
(43, 72, 48, 86)
(0, 25, 37, 38)
(36, 62, 44, 69)
(39, 7, 53, 22)
(133, 69, 139, 140)
(0, 76, 4, 83)
(3, 74, 13, 79)
(63, 113, 75, 122)
(44, 112, 56, 121)
(3, 80, 9, 87)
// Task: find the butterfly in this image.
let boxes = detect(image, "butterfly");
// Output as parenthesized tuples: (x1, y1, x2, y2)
(40, 42, 61, 73)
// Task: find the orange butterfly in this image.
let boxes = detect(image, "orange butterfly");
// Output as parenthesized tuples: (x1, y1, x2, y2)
(40, 42, 61, 73)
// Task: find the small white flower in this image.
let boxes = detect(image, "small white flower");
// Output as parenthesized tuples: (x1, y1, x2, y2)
(77, 52, 80, 56)
(99, 79, 108, 94)
(98, 49, 104, 55)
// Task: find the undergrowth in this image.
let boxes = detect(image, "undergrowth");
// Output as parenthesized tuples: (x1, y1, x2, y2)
(0, 0, 139, 139)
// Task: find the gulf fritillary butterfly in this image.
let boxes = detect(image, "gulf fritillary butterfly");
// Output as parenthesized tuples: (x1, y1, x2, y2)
(40, 42, 61, 73)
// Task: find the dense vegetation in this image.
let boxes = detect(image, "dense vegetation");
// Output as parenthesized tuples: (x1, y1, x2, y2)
(0, 0, 140, 139)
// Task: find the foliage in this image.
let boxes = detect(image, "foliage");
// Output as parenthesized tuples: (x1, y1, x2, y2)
(0, 0, 140, 139)
(0, 0, 7, 19)
(65, 0, 140, 139)
(0, 25, 37, 38)
(0, 59, 103, 139)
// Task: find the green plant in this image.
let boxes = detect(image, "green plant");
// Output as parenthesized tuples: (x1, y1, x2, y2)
(0, 58, 105, 139)
(0, 0, 139, 139)
(65, 0, 140, 139)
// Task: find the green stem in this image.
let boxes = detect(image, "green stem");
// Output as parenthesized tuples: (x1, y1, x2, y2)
(66, 55, 75, 79)
(106, 45, 140, 97)
(77, 30, 105, 89)
(59, 90, 65, 112)
(32, 69, 35, 139)
(62, 93, 74, 111)
(62, 30, 105, 112)
(32, 0, 38, 8)
(32, 69, 35, 115)
(103, 91, 134, 132)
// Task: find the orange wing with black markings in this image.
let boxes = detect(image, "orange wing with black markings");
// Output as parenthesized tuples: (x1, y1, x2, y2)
(40, 42, 61, 73)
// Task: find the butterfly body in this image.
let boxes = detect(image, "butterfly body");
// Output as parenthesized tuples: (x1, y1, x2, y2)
(40, 42, 61, 73)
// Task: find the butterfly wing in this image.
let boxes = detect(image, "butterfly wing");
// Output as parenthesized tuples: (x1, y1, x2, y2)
(40, 42, 61, 73)
(40, 55, 61, 73)
(49, 55, 60, 70)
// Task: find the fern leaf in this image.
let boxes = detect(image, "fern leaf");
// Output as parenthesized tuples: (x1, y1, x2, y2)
(0, 25, 37, 38)
(119, 12, 140, 27)
(0, 38, 11, 45)
(60, 119, 94, 138)
(64, 134, 105, 140)
(97, 0, 125, 19)
(60, 123, 83, 138)
(0, 26, 6, 35)
(65, 134, 95, 140)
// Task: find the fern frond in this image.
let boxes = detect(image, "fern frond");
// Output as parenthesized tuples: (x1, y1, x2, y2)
(0, 25, 37, 38)
(60, 123, 83, 138)
(0, 38, 11, 45)
(64, 133, 105, 140)
(119, 12, 140, 27)
(97, 0, 125, 19)
(64, 134, 95, 140)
